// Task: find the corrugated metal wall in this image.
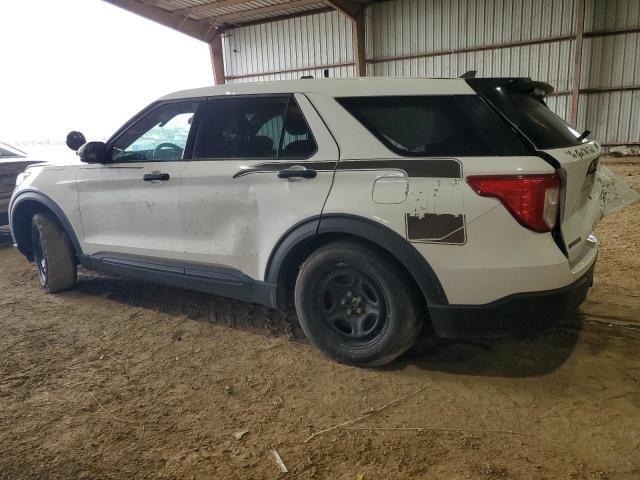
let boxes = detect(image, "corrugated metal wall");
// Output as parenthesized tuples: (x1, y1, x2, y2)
(222, 0, 640, 145)
(366, 0, 577, 123)
(579, 0, 640, 144)
(366, 0, 575, 85)
(223, 11, 355, 82)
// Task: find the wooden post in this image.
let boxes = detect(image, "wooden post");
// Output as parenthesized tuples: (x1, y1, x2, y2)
(570, 0, 585, 128)
(352, 9, 367, 77)
(327, 0, 367, 77)
(209, 31, 226, 85)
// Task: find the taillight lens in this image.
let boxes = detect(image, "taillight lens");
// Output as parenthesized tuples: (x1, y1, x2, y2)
(466, 174, 561, 233)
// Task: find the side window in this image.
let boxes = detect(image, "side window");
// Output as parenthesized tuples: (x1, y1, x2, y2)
(194, 97, 288, 159)
(193, 96, 317, 160)
(279, 100, 317, 158)
(337, 95, 529, 157)
(111, 101, 198, 162)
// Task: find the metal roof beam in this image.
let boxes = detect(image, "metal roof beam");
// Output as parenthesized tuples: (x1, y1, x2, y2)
(102, 0, 217, 42)
(324, 0, 363, 20)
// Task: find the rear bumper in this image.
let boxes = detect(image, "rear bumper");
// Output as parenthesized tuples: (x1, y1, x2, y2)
(428, 260, 595, 338)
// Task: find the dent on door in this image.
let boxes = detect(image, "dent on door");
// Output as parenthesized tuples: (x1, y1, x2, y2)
(178, 93, 339, 280)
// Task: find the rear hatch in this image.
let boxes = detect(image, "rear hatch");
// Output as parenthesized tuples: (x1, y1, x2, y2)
(468, 78, 604, 262)
(543, 143, 602, 262)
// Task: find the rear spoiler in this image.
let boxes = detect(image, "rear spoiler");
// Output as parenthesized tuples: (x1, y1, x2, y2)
(465, 77, 554, 102)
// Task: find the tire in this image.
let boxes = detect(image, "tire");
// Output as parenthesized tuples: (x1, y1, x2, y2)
(31, 213, 77, 293)
(294, 240, 421, 367)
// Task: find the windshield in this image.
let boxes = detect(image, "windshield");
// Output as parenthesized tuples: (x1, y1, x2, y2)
(483, 89, 586, 150)
(0, 143, 27, 158)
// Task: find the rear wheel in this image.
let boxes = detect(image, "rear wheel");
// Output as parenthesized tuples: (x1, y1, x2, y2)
(294, 240, 421, 367)
(31, 213, 77, 293)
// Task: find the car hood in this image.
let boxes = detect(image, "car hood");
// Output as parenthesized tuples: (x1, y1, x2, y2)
(0, 159, 49, 175)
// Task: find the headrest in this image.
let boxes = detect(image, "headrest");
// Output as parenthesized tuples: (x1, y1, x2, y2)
(284, 111, 309, 136)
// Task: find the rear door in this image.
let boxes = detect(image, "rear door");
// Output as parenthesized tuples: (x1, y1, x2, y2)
(179, 93, 339, 280)
(77, 100, 200, 260)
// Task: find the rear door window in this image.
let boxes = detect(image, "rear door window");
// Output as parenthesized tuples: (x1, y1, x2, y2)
(337, 95, 529, 157)
(279, 100, 317, 158)
(193, 96, 317, 160)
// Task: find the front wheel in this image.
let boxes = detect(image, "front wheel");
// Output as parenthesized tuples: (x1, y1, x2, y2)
(294, 240, 421, 367)
(31, 213, 77, 293)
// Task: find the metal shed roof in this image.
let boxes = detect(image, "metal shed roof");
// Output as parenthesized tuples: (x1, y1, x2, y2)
(103, 0, 373, 41)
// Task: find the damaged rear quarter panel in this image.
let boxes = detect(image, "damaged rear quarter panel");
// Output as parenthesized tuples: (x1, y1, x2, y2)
(322, 155, 571, 304)
(325, 156, 554, 245)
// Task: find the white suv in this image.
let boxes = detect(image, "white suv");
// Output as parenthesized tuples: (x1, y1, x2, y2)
(9, 78, 603, 366)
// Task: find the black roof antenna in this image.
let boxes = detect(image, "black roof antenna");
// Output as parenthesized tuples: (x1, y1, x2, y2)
(459, 70, 477, 79)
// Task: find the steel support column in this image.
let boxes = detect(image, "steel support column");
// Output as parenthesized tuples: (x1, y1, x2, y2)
(352, 9, 366, 76)
(209, 31, 225, 85)
(570, 0, 586, 128)
(327, 0, 367, 77)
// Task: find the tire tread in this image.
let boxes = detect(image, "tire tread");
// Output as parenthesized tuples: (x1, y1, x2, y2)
(32, 213, 77, 293)
(295, 239, 421, 367)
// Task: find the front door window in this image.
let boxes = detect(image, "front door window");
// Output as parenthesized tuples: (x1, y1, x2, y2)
(111, 101, 198, 162)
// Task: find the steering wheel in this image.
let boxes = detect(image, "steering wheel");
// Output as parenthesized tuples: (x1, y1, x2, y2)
(153, 142, 183, 160)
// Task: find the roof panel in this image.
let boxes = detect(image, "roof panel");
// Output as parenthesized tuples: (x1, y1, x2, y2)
(103, 0, 369, 38)
(139, 0, 331, 25)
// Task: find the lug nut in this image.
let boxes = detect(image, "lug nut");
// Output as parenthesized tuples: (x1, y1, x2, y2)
(347, 291, 352, 297)
(357, 308, 362, 314)
(341, 299, 346, 305)
(347, 309, 352, 315)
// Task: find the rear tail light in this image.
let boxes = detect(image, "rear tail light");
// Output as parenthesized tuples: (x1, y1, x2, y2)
(466, 174, 561, 233)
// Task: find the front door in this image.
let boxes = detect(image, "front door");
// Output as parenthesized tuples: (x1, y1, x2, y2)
(180, 94, 339, 280)
(77, 100, 200, 260)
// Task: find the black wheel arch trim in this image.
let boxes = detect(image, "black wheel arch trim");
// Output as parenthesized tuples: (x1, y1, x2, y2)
(9, 190, 82, 258)
(265, 213, 449, 309)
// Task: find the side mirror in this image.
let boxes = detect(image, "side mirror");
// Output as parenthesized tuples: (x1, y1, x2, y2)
(66, 131, 87, 151)
(78, 141, 108, 163)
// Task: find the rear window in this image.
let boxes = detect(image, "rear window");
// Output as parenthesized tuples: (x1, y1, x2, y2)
(336, 95, 530, 157)
(482, 90, 584, 149)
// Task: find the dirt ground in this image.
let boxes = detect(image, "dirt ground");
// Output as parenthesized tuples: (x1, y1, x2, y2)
(0, 160, 639, 480)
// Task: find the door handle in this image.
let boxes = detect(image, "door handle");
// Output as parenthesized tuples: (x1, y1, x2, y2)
(277, 166, 317, 179)
(143, 172, 170, 181)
